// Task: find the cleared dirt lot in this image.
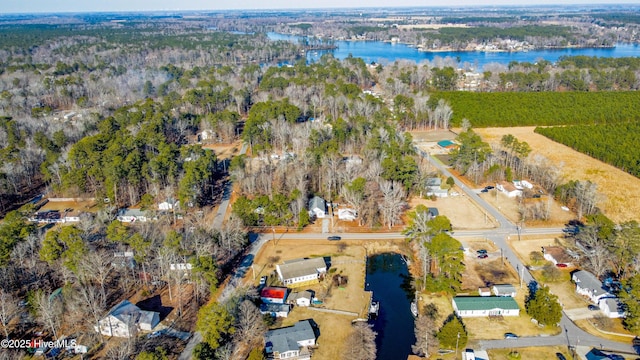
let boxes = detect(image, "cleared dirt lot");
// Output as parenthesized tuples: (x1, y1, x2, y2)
(409, 194, 498, 230)
(201, 140, 242, 160)
(475, 126, 640, 222)
(480, 190, 575, 227)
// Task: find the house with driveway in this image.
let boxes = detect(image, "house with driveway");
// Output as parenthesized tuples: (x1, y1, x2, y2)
(308, 196, 327, 218)
(452, 296, 520, 317)
(496, 181, 522, 198)
(572, 270, 612, 304)
(542, 246, 575, 267)
(598, 297, 626, 319)
(265, 319, 317, 360)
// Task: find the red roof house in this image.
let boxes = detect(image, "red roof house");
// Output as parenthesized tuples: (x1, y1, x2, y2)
(260, 287, 289, 304)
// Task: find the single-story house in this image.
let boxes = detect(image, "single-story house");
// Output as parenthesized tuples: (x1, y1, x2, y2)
(426, 178, 448, 198)
(478, 287, 491, 297)
(261, 287, 289, 304)
(572, 270, 612, 304)
(337, 208, 357, 221)
(116, 209, 149, 223)
(308, 196, 327, 218)
(598, 297, 626, 319)
(197, 129, 215, 142)
(265, 320, 317, 360)
(492, 284, 517, 297)
(513, 180, 533, 189)
(287, 290, 313, 307)
(585, 348, 619, 360)
(158, 199, 179, 211)
(452, 296, 520, 317)
(95, 300, 160, 338)
(496, 181, 522, 198)
(260, 303, 291, 318)
(276, 258, 328, 287)
(542, 246, 574, 267)
(63, 210, 82, 223)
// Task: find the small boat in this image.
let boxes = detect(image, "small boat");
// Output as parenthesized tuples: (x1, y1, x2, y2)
(410, 301, 418, 317)
(369, 301, 380, 318)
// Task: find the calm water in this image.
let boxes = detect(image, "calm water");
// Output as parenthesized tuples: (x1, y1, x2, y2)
(366, 253, 416, 360)
(268, 32, 640, 70)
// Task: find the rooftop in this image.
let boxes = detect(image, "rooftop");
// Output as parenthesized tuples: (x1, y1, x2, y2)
(573, 270, 606, 295)
(543, 246, 574, 264)
(261, 287, 288, 300)
(265, 320, 316, 354)
(453, 296, 520, 311)
(278, 257, 327, 281)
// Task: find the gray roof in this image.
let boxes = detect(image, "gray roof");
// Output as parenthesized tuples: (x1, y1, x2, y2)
(278, 258, 327, 281)
(426, 178, 442, 187)
(427, 207, 439, 217)
(117, 208, 147, 217)
(308, 196, 326, 211)
(260, 303, 291, 314)
(288, 290, 313, 302)
(573, 270, 607, 296)
(493, 284, 516, 294)
(265, 320, 316, 354)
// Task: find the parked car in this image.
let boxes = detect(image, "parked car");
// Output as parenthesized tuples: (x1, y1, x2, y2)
(504, 332, 518, 339)
(480, 189, 489, 193)
(556, 353, 567, 360)
(327, 236, 341, 241)
(260, 276, 267, 286)
(485, 186, 495, 190)
(588, 304, 599, 311)
(477, 253, 488, 259)
(555, 263, 568, 268)
(476, 249, 488, 255)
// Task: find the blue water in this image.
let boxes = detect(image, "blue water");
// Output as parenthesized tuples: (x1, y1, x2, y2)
(366, 253, 416, 360)
(268, 32, 640, 70)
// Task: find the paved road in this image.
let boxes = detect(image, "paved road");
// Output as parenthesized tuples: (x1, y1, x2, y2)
(415, 148, 636, 355)
(212, 143, 248, 229)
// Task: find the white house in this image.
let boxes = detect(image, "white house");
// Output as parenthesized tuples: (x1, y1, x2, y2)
(265, 320, 317, 360)
(276, 258, 328, 287)
(95, 300, 160, 338)
(496, 181, 522, 198)
(426, 178, 448, 198)
(308, 196, 327, 218)
(337, 208, 357, 221)
(478, 287, 491, 297)
(260, 303, 291, 318)
(287, 290, 313, 307)
(542, 246, 574, 267)
(598, 297, 626, 319)
(513, 180, 533, 189)
(572, 270, 612, 304)
(452, 296, 520, 318)
(492, 284, 517, 297)
(158, 199, 179, 211)
(116, 209, 148, 223)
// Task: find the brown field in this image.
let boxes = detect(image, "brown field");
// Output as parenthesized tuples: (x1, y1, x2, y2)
(409, 194, 498, 230)
(201, 140, 242, 160)
(487, 346, 572, 360)
(475, 127, 640, 222)
(40, 199, 98, 213)
(481, 190, 576, 227)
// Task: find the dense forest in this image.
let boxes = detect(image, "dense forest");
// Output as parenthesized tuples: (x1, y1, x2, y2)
(430, 91, 640, 127)
(535, 123, 640, 178)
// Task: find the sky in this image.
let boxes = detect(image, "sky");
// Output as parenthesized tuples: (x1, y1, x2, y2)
(2, 0, 640, 14)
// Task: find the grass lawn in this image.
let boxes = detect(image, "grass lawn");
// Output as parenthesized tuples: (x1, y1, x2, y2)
(487, 346, 571, 360)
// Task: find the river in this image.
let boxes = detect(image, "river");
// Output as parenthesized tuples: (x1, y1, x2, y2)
(366, 253, 416, 360)
(268, 32, 640, 70)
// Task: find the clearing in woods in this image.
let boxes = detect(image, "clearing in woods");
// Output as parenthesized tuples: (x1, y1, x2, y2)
(475, 127, 640, 223)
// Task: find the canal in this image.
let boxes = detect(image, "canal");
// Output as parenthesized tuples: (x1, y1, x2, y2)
(366, 253, 416, 360)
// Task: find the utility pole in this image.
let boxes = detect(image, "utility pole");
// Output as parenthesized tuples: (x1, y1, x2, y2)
(455, 332, 460, 358)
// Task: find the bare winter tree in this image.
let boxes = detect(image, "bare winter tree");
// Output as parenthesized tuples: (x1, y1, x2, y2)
(379, 180, 407, 229)
(412, 314, 439, 357)
(0, 289, 18, 339)
(344, 322, 377, 360)
(33, 291, 63, 339)
(576, 226, 610, 277)
(234, 299, 267, 355)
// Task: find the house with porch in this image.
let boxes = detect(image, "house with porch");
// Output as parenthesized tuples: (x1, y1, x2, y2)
(265, 320, 317, 360)
(452, 296, 520, 317)
(95, 300, 160, 338)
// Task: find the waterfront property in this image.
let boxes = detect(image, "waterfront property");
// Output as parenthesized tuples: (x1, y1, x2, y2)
(276, 257, 328, 287)
(265, 320, 317, 360)
(452, 296, 520, 317)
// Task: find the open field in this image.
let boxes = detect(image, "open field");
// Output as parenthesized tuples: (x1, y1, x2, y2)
(475, 127, 640, 222)
(480, 189, 575, 227)
(488, 346, 572, 360)
(40, 199, 98, 213)
(409, 194, 498, 230)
